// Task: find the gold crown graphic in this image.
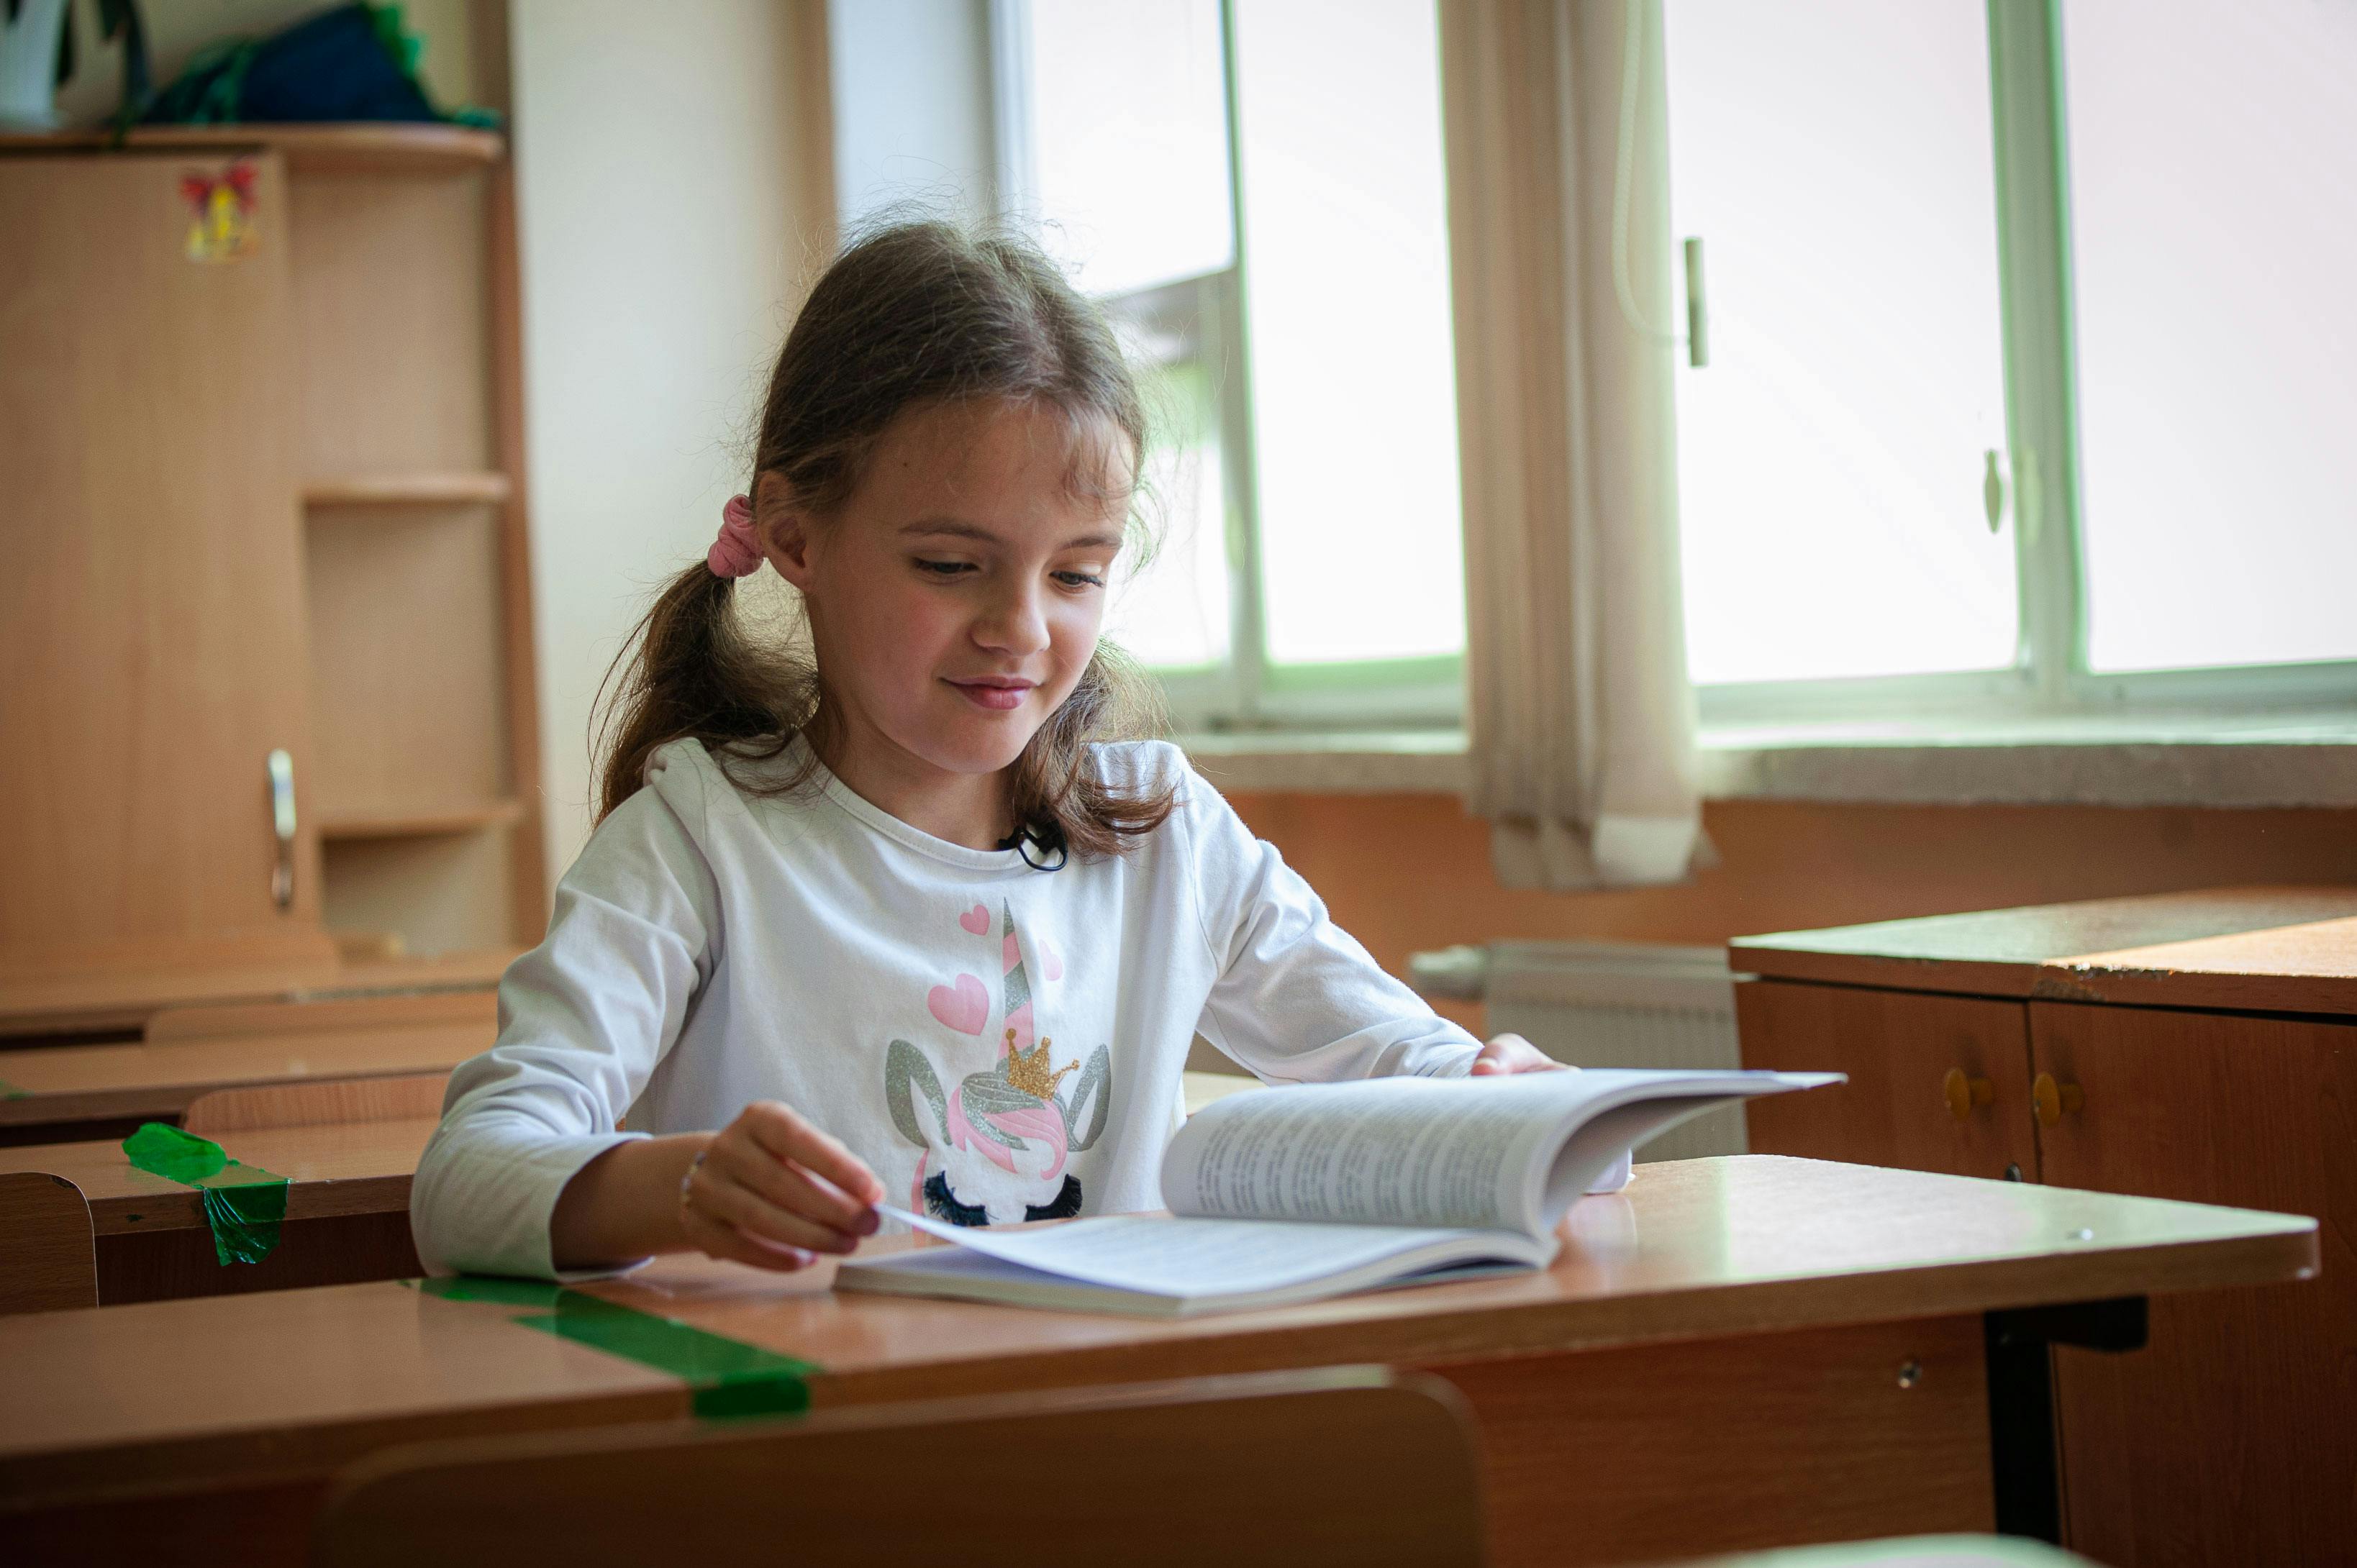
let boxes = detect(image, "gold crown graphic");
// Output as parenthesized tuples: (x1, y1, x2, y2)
(1003, 1029, 1077, 1100)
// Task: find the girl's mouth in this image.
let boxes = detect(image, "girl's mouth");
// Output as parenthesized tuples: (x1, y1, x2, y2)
(946, 678, 1035, 712)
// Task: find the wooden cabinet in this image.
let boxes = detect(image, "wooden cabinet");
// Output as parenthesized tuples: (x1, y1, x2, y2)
(1738, 983, 2036, 1182)
(0, 122, 543, 1033)
(0, 151, 334, 982)
(1732, 888, 2357, 1567)
(2030, 1002, 2356, 1566)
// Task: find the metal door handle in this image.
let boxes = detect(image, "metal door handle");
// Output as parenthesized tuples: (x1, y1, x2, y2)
(267, 749, 296, 908)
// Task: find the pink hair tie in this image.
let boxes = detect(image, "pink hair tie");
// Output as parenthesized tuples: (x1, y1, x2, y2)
(707, 493, 765, 578)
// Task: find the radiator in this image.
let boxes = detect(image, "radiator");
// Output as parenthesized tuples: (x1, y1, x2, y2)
(1409, 940, 1748, 1162)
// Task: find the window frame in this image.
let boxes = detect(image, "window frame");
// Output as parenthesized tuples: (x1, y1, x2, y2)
(1695, 0, 2357, 731)
(990, 0, 1468, 735)
(1000, 0, 2357, 746)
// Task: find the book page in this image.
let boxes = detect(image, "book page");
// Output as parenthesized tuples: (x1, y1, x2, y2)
(1160, 1072, 1604, 1234)
(1161, 1070, 1845, 1236)
(871, 1205, 1529, 1299)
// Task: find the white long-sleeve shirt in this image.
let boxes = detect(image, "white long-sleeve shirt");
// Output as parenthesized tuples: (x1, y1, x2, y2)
(410, 736, 1481, 1277)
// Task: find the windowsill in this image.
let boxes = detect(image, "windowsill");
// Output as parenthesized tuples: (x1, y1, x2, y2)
(1181, 729, 1474, 795)
(1179, 712, 2357, 807)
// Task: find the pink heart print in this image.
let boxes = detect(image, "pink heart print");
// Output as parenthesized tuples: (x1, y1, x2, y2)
(927, 973, 990, 1035)
(958, 903, 991, 935)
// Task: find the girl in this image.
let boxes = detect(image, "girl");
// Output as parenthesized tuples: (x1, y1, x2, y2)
(412, 221, 1556, 1280)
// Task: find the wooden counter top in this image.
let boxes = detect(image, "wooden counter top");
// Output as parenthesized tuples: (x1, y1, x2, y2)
(0, 1156, 2315, 1507)
(1731, 886, 2357, 1014)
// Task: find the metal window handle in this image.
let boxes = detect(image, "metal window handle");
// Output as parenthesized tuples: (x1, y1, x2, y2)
(1682, 237, 1708, 369)
(267, 749, 296, 909)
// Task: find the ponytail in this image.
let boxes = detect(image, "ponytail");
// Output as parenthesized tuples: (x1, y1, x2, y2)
(594, 562, 817, 824)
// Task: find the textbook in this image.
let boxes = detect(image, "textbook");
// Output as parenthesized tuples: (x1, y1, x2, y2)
(838, 1067, 1842, 1318)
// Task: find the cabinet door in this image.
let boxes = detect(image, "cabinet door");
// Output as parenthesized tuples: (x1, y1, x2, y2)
(2033, 1001, 2356, 1567)
(0, 154, 331, 977)
(1738, 980, 2037, 1180)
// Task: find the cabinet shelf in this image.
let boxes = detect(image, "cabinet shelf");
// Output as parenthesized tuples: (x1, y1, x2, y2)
(0, 123, 502, 174)
(304, 473, 512, 508)
(319, 800, 524, 840)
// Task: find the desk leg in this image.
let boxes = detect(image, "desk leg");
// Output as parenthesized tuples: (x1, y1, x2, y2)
(1982, 1296, 2147, 1543)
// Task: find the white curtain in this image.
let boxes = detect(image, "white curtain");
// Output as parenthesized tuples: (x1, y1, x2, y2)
(1440, 0, 1704, 890)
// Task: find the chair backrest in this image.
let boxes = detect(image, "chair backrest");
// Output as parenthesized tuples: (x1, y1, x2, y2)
(0, 1172, 98, 1314)
(314, 1366, 1485, 1568)
(146, 989, 494, 1042)
(183, 1070, 451, 1136)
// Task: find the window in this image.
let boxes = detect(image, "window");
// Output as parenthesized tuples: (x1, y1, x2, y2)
(996, 0, 1464, 729)
(2062, 0, 2357, 675)
(1664, 0, 2357, 722)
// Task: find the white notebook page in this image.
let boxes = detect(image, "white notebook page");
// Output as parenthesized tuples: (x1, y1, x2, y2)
(874, 1205, 1502, 1298)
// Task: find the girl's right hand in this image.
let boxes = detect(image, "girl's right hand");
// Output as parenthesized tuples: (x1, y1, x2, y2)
(677, 1100, 885, 1271)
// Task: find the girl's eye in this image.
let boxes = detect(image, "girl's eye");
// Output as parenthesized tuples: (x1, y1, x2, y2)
(1055, 569, 1108, 590)
(914, 558, 976, 578)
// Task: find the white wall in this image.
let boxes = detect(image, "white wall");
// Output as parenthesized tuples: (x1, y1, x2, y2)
(827, 0, 996, 227)
(510, 0, 825, 885)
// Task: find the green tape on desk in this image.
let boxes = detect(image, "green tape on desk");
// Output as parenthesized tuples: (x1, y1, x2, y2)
(416, 1277, 820, 1418)
(120, 1122, 289, 1266)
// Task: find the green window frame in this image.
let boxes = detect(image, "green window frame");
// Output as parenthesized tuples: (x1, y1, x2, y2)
(1695, 0, 2357, 730)
(992, 0, 1467, 736)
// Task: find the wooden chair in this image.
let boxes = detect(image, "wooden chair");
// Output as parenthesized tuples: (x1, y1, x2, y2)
(182, 1070, 451, 1136)
(313, 1367, 1484, 1568)
(0, 1172, 99, 1314)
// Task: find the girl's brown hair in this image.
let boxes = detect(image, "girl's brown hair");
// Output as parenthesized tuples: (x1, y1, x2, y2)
(594, 219, 1176, 859)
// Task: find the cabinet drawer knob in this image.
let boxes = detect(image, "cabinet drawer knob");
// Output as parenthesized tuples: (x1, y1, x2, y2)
(2032, 1072, 2084, 1128)
(1943, 1067, 1996, 1122)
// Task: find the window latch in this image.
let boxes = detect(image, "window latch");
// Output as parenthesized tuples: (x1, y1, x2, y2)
(1683, 237, 1708, 368)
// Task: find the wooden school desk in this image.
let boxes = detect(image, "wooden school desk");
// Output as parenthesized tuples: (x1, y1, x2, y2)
(0, 1118, 433, 1305)
(1733, 886, 2357, 1565)
(0, 1075, 1250, 1303)
(0, 1157, 2316, 1568)
(0, 949, 516, 1042)
(0, 1022, 483, 1147)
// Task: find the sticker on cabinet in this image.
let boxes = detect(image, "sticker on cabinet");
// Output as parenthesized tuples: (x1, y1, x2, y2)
(181, 160, 259, 263)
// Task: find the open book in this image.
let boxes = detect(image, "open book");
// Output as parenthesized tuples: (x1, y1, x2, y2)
(837, 1067, 1840, 1318)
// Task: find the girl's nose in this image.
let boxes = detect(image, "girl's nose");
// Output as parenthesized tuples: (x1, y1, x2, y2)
(974, 581, 1050, 657)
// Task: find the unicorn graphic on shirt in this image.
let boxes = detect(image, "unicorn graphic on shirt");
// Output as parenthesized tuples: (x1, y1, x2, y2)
(882, 901, 1112, 1226)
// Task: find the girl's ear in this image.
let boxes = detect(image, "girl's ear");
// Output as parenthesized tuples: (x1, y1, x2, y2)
(754, 472, 819, 590)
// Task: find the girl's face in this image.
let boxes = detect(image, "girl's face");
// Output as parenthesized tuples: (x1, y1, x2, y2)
(765, 397, 1132, 796)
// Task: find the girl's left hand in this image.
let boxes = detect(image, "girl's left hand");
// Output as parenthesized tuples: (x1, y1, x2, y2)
(1469, 1031, 1568, 1075)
